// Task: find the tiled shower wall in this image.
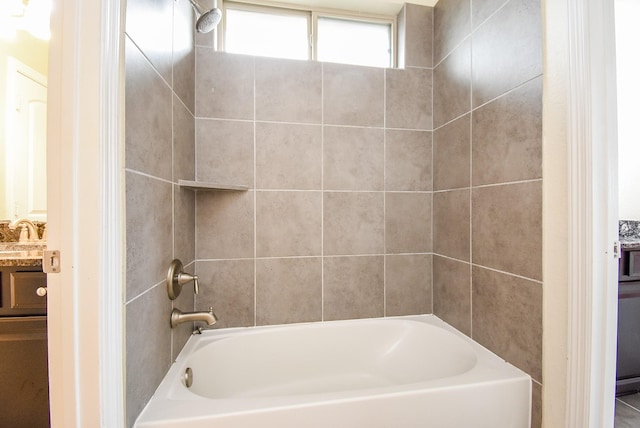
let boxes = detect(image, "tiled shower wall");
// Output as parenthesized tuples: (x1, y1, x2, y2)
(431, 0, 543, 426)
(193, 4, 435, 328)
(124, 0, 197, 425)
(123, 0, 544, 426)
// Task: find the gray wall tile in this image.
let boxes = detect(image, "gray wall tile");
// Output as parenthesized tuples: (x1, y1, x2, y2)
(433, 189, 470, 261)
(174, 185, 195, 263)
(433, 255, 471, 335)
(472, 266, 542, 381)
(385, 192, 432, 254)
(324, 192, 384, 256)
(125, 0, 174, 83)
(125, 38, 173, 181)
(125, 0, 197, 424)
(125, 285, 172, 428)
(255, 57, 322, 123)
(125, 172, 173, 301)
(323, 63, 384, 127)
(434, 0, 470, 64)
(472, 181, 542, 280)
(256, 122, 322, 190)
(196, 49, 254, 119)
(256, 191, 322, 257)
(472, 77, 542, 185)
(173, 95, 195, 182)
(433, 39, 471, 128)
(256, 257, 322, 325)
(173, 0, 195, 113)
(196, 260, 255, 329)
(472, 0, 509, 29)
(196, 119, 253, 186)
(431, 1, 543, 422)
(396, 6, 407, 69)
(385, 129, 432, 191)
(386, 67, 433, 130)
(323, 126, 384, 191)
(471, 0, 542, 107)
(433, 113, 470, 191)
(386, 254, 433, 316)
(172, 270, 196, 360)
(191, 51, 433, 338)
(402, 4, 434, 68)
(323, 256, 384, 320)
(196, 191, 254, 259)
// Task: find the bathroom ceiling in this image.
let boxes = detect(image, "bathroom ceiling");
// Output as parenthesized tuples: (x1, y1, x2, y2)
(232, 0, 439, 16)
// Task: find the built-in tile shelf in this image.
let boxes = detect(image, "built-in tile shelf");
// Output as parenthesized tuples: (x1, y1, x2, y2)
(178, 180, 249, 192)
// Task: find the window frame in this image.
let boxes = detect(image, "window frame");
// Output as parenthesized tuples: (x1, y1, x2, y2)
(219, 0, 397, 68)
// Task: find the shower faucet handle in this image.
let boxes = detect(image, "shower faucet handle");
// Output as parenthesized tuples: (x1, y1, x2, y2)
(166, 259, 199, 300)
(178, 271, 199, 295)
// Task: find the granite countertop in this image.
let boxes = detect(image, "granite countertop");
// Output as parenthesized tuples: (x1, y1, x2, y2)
(620, 220, 640, 250)
(0, 243, 45, 267)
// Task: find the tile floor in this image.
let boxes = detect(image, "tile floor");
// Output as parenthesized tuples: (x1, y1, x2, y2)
(615, 393, 640, 427)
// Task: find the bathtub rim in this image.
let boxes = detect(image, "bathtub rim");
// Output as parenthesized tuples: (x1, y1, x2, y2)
(135, 314, 531, 427)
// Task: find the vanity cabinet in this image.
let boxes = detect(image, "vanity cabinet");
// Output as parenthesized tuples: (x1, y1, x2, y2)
(617, 249, 640, 395)
(0, 267, 47, 316)
(0, 265, 49, 427)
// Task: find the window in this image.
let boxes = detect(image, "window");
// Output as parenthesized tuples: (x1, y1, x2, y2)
(222, 2, 394, 68)
(317, 17, 392, 68)
(225, 6, 310, 60)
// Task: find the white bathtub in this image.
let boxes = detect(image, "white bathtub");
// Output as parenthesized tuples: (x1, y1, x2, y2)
(134, 315, 531, 428)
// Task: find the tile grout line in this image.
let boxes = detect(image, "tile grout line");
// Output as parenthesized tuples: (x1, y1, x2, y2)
(125, 279, 164, 306)
(253, 57, 257, 327)
(383, 66, 387, 318)
(124, 168, 175, 185)
(432, 0, 511, 71)
(433, 252, 543, 285)
(321, 62, 325, 323)
(432, 73, 543, 133)
(468, 9, 474, 337)
(431, 7, 435, 316)
(170, 3, 176, 362)
(193, 45, 199, 303)
(170, 65, 176, 360)
(194, 115, 432, 133)
(195, 252, 434, 263)
(125, 33, 173, 94)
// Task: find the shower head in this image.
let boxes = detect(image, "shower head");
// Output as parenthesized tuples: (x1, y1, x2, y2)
(187, 0, 222, 33)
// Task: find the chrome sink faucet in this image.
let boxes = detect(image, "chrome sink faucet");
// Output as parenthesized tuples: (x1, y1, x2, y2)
(9, 218, 41, 243)
(170, 306, 217, 328)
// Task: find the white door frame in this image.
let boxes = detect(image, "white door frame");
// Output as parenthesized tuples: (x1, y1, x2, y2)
(46, 0, 124, 426)
(543, 0, 619, 427)
(564, 0, 619, 426)
(45, 0, 618, 427)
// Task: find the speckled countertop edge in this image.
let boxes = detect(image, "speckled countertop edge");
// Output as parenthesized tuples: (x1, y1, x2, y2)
(0, 242, 45, 267)
(620, 220, 640, 250)
(0, 258, 43, 267)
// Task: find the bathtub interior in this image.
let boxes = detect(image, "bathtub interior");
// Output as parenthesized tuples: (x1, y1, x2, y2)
(186, 318, 479, 399)
(135, 315, 532, 428)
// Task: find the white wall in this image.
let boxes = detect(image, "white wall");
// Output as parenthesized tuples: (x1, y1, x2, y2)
(616, 0, 640, 220)
(542, 0, 569, 424)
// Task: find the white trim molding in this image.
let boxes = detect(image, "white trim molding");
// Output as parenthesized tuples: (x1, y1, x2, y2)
(98, 0, 126, 426)
(47, 0, 125, 426)
(565, 0, 619, 427)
